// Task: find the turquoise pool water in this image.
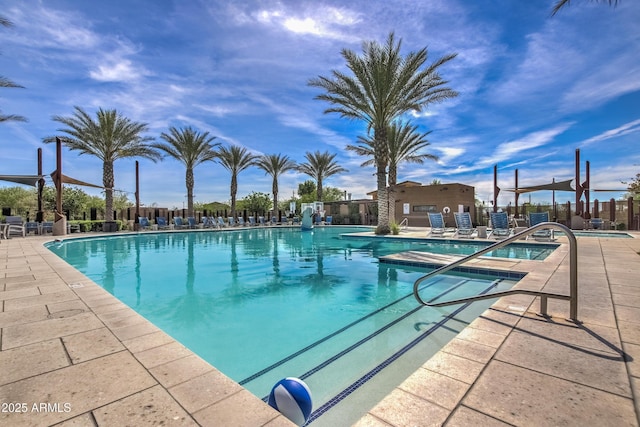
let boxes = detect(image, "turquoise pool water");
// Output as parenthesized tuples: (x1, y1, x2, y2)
(46, 227, 548, 425)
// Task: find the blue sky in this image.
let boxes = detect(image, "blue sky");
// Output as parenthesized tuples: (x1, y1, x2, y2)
(1, 0, 638, 209)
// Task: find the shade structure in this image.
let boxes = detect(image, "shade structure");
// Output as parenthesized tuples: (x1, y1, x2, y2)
(0, 174, 45, 187)
(50, 171, 104, 189)
(504, 178, 575, 194)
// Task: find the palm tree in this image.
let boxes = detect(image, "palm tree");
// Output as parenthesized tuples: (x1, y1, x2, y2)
(347, 120, 437, 222)
(215, 145, 258, 218)
(296, 151, 347, 201)
(1, 16, 26, 123)
(152, 126, 219, 217)
(309, 32, 457, 234)
(43, 106, 161, 221)
(256, 154, 297, 216)
(551, 0, 619, 16)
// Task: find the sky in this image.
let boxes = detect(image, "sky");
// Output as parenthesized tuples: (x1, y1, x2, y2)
(1, 0, 639, 210)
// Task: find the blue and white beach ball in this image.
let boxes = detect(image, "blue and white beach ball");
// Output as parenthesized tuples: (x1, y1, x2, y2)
(268, 377, 313, 426)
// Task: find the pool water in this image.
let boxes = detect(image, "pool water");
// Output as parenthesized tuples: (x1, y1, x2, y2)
(47, 227, 541, 425)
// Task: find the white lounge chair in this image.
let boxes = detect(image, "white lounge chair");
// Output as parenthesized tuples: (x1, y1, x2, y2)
(5, 216, 26, 238)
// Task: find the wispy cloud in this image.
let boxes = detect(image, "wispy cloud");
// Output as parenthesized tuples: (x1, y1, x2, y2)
(580, 119, 640, 147)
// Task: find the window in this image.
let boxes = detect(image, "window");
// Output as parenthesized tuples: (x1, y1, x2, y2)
(412, 205, 438, 213)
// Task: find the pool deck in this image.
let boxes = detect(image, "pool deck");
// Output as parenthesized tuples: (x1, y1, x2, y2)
(1, 228, 639, 426)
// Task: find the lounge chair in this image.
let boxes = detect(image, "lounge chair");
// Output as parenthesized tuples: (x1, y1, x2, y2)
(0, 223, 9, 240)
(237, 217, 246, 226)
(228, 217, 237, 227)
(489, 212, 511, 239)
(5, 216, 26, 238)
(156, 217, 170, 230)
(292, 217, 299, 225)
(453, 212, 475, 238)
(217, 216, 228, 228)
(173, 217, 185, 229)
(138, 216, 151, 230)
(258, 216, 265, 226)
(187, 217, 198, 229)
(325, 215, 333, 225)
(528, 212, 553, 241)
(271, 216, 279, 226)
(427, 212, 446, 237)
(248, 216, 256, 226)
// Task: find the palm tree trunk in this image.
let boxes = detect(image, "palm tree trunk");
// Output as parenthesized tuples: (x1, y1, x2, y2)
(376, 164, 389, 233)
(230, 173, 237, 218)
(388, 165, 397, 224)
(104, 161, 115, 222)
(272, 178, 278, 218)
(186, 167, 194, 217)
(374, 127, 389, 234)
(317, 177, 323, 201)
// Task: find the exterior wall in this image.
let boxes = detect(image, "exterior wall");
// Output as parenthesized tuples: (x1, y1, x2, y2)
(392, 183, 476, 227)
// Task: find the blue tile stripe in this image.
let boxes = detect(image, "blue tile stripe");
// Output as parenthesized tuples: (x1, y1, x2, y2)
(240, 276, 451, 386)
(305, 280, 500, 425)
(260, 279, 501, 402)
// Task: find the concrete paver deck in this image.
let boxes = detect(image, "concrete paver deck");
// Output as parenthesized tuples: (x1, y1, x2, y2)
(0, 229, 638, 426)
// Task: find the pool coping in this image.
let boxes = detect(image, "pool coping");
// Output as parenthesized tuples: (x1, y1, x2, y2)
(1, 227, 639, 426)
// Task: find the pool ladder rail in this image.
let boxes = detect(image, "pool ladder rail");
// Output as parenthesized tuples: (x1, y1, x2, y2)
(413, 222, 579, 322)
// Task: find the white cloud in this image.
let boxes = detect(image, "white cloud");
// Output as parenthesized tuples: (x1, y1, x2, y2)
(580, 119, 640, 147)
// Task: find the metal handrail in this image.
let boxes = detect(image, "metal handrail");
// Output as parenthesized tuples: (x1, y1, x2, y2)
(399, 217, 409, 230)
(413, 222, 579, 321)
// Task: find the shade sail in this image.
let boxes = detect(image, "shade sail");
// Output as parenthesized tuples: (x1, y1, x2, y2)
(504, 178, 575, 194)
(0, 174, 45, 187)
(50, 171, 104, 189)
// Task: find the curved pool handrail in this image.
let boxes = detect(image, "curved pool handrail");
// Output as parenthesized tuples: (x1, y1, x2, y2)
(413, 222, 579, 321)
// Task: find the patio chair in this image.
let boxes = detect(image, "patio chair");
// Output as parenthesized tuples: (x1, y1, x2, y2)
(248, 216, 256, 226)
(528, 212, 553, 241)
(427, 212, 446, 237)
(25, 222, 40, 235)
(138, 216, 151, 230)
(217, 216, 228, 228)
(156, 217, 170, 230)
(173, 217, 185, 229)
(237, 217, 246, 226)
(453, 212, 475, 239)
(5, 216, 26, 238)
(325, 215, 333, 225)
(187, 217, 198, 229)
(228, 216, 237, 227)
(489, 212, 511, 239)
(271, 216, 279, 226)
(42, 221, 54, 234)
(258, 216, 265, 226)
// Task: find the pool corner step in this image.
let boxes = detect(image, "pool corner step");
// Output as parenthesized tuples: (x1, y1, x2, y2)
(379, 251, 527, 280)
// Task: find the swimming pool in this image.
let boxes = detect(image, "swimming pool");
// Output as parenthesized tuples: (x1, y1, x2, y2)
(46, 227, 545, 425)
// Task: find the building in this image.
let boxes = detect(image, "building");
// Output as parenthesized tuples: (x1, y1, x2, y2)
(367, 181, 476, 227)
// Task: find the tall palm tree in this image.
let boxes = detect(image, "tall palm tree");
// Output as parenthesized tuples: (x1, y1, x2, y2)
(256, 154, 297, 215)
(551, 0, 619, 16)
(347, 120, 438, 222)
(309, 32, 457, 234)
(296, 151, 347, 201)
(43, 106, 161, 221)
(216, 145, 258, 218)
(1, 15, 26, 123)
(152, 126, 219, 217)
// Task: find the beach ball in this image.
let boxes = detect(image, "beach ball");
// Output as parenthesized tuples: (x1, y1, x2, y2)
(268, 377, 313, 426)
